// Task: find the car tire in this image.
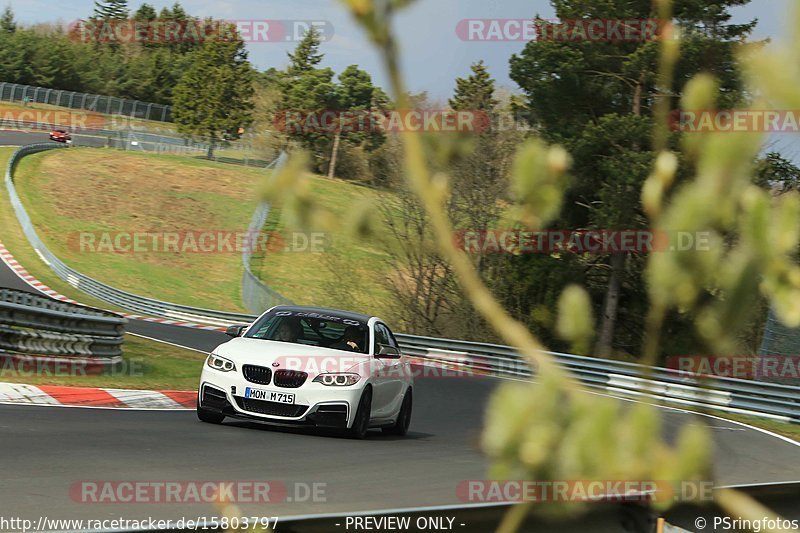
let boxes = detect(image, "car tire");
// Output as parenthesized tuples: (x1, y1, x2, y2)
(348, 386, 372, 439)
(197, 407, 225, 424)
(384, 388, 412, 436)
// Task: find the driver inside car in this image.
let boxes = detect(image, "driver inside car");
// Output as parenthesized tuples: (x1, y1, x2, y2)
(331, 325, 364, 352)
(273, 318, 302, 343)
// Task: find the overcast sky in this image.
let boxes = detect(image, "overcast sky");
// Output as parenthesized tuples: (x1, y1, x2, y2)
(5, 0, 788, 97)
(6, 0, 796, 158)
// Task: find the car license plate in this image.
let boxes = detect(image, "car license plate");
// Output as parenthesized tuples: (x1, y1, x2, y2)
(244, 387, 295, 404)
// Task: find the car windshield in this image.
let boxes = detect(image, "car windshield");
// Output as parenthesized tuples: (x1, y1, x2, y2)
(244, 310, 369, 354)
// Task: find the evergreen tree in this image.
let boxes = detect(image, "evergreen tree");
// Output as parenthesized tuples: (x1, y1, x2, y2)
(157, 7, 173, 20)
(93, 0, 130, 20)
(172, 25, 255, 157)
(279, 27, 336, 170)
(326, 65, 382, 177)
(449, 60, 497, 112)
(286, 27, 323, 76)
(170, 2, 188, 21)
(133, 3, 157, 21)
(508, 0, 756, 358)
(1, 5, 16, 33)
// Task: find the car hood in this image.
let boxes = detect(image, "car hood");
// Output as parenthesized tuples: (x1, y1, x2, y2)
(212, 337, 372, 375)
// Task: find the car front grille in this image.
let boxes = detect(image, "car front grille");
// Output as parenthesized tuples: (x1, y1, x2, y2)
(235, 397, 308, 418)
(243, 364, 272, 385)
(273, 369, 308, 388)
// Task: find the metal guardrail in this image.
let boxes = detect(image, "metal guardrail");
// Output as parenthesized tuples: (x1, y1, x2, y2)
(0, 288, 125, 359)
(4, 145, 799, 423)
(241, 151, 294, 314)
(0, 82, 172, 122)
(5, 144, 281, 328)
(395, 334, 800, 424)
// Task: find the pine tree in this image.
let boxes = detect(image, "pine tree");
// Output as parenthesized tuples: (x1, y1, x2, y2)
(170, 2, 188, 21)
(0, 6, 17, 33)
(133, 3, 157, 21)
(449, 60, 497, 112)
(172, 25, 255, 157)
(93, 0, 130, 20)
(286, 27, 323, 76)
(508, 0, 756, 358)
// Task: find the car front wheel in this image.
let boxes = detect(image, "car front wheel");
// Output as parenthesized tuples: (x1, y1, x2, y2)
(348, 386, 372, 439)
(384, 388, 412, 436)
(197, 407, 225, 424)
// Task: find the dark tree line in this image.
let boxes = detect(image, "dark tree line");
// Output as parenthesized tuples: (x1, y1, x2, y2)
(0, 2, 207, 105)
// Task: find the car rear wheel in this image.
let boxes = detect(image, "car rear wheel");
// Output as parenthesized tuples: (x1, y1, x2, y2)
(197, 407, 225, 424)
(348, 387, 372, 439)
(384, 388, 412, 436)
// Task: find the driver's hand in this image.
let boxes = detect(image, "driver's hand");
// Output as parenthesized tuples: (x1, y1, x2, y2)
(346, 341, 358, 350)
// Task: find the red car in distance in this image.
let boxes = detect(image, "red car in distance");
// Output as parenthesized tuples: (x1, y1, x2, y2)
(49, 129, 72, 143)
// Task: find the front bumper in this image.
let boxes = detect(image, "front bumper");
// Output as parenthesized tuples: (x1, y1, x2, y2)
(198, 371, 363, 429)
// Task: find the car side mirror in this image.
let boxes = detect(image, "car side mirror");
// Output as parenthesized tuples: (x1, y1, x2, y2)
(225, 324, 248, 337)
(375, 343, 401, 359)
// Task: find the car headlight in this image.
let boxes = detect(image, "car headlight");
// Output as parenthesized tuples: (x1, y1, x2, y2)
(207, 353, 236, 372)
(312, 373, 361, 386)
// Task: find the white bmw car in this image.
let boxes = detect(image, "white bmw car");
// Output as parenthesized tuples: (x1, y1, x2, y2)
(197, 306, 413, 438)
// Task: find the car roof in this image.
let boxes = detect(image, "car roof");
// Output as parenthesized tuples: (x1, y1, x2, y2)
(270, 305, 373, 323)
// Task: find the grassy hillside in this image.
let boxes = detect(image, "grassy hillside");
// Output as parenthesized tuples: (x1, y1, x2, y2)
(10, 147, 396, 316)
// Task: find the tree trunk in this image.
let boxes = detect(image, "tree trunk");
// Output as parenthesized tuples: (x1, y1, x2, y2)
(207, 138, 216, 159)
(595, 252, 624, 357)
(594, 74, 643, 357)
(327, 131, 341, 179)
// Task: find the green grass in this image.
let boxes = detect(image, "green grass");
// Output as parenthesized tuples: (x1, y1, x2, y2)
(251, 174, 398, 318)
(11, 146, 399, 318)
(0, 148, 138, 313)
(12, 148, 265, 311)
(704, 411, 800, 442)
(0, 334, 205, 390)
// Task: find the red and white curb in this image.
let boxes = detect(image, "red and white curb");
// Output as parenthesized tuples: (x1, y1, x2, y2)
(0, 382, 195, 409)
(0, 241, 227, 332)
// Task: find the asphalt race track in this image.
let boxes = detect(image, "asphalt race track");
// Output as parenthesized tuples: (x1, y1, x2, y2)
(0, 131, 799, 525)
(0, 129, 106, 148)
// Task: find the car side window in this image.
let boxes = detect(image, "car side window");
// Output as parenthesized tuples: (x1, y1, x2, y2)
(382, 324, 399, 349)
(374, 323, 390, 351)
